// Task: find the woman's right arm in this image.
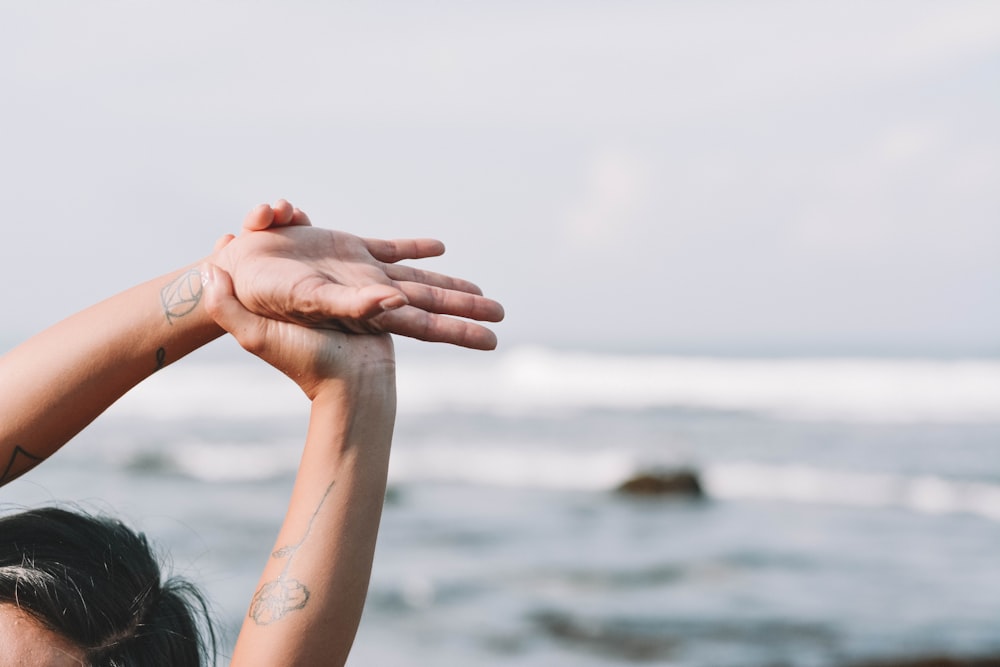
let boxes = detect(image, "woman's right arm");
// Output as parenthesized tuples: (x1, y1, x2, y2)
(203, 263, 399, 666)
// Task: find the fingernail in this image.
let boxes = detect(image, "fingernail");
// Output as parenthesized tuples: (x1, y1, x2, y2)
(379, 294, 408, 311)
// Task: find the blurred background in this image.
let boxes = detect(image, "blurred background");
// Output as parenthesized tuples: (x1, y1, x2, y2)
(2, 2, 999, 665)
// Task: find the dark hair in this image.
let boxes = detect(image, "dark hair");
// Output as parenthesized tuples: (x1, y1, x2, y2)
(0, 507, 216, 666)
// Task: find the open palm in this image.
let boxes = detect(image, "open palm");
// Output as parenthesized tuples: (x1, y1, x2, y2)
(213, 225, 504, 350)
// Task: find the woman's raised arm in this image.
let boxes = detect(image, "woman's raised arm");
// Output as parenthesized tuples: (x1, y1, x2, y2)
(204, 263, 397, 666)
(0, 201, 503, 487)
(0, 254, 226, 486)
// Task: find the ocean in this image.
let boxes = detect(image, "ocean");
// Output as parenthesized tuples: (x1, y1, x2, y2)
(3, 345, 1000, 666)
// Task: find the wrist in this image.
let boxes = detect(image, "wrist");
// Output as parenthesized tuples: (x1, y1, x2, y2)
(302, 335, 397, 402)
(158, 263, 226, 340)
(311, 363, 396, 409)
(309, 370, 396, 456)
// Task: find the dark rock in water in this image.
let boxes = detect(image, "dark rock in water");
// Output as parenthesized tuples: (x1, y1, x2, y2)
(846, 656, 1000, 667)
(124, 451, 178, 476)
(616, 469, 704, 498)
(530, 610, 676, 662)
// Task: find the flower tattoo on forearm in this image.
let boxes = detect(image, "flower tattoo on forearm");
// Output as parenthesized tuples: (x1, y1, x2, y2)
(249, 480, 336, 626)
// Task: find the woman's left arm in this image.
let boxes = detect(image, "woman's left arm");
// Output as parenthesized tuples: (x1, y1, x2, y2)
(0, 259, 226, 486)
(0, 202, 503, 487)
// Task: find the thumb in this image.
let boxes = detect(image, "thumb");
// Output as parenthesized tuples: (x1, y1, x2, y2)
(309, 282, 409, 321)
(201, 263, 267, 353)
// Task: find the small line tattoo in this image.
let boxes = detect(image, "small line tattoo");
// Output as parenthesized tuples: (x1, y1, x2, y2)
(155, 347, 167, 371)
(249, 480, 336, 626)
(0, 446, 44, 485)
(160, 269, 203, 324)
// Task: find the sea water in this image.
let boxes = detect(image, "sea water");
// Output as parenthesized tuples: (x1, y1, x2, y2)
(3, 346, 1000, 666)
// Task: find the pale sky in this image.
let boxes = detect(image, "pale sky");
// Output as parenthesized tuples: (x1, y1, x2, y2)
(1, 1, 998, 354)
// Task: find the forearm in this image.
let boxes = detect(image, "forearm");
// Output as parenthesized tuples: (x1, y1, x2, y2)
(0, 264, 224, 485)
(232, 369, 396, 666)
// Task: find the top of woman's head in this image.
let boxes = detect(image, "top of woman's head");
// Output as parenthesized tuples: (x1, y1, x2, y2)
(0, 507, 216, 666)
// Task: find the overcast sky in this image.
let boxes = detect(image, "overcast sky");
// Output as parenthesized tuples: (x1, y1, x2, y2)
(1, 2, 998, 355)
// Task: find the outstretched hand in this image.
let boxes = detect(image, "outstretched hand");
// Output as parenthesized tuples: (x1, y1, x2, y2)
(202, 263, 394, 400)
(211, 201, 504, 350)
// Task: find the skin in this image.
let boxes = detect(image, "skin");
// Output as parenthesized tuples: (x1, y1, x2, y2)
(0, 200, 502, 486)
(0, 200, 503, 662)
(0, 605, 83, 667)
(225, 200, 505, 349)
(203, 263, 397, 665)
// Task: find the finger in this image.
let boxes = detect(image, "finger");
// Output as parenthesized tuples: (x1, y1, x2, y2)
(382, 263, 484, 296)
(242, 204, 276, 232)
(200, 263, 269, 353)
(271, 199, 295, 226)
(377, 306, 499, 350)
(306, 282, 410, 322)
(290, 207, 313, 226)
(364, 237, 446, 262)
(395, 281, 505, 322)
(212, 233, 236, 252)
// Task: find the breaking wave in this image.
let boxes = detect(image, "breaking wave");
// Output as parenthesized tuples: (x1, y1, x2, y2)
(109, 346, 1000, 423)
(122, 438, 1000, 522)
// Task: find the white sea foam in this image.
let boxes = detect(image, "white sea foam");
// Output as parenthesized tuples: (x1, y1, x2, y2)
(156, 440, 639, 491)
(152, 437, 1000, 522)
(107, 346, 1000, 423)
(388, 446, 1000, 523)
(387, 443, 639, 491)
(703, 462, 1000, 522)
(170, 441, 302, 482)
(431, 346, 1000, 423)
(390, 452, 1000, 522)
(108, 363, 307, 420)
